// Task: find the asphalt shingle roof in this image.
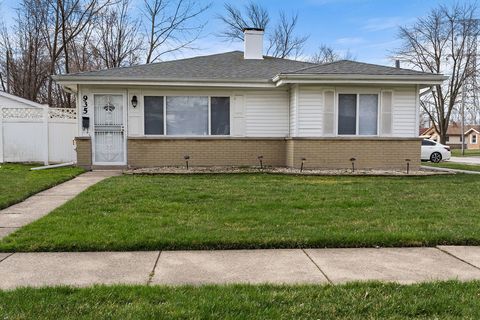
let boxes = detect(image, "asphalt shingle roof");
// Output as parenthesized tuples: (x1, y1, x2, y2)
(289, 60, 434, 76)
(54, 51, 444, 82)
(58, 51, 315, 81)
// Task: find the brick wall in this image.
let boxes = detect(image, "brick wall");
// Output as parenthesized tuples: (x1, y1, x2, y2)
(127, 138, 286, 168)
(286, 138, 421, 170)
(75, 136, 421, 170)
(75, 137, 92, 169)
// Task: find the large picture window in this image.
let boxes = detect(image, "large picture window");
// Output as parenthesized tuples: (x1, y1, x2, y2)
(338, 93, 378, 136)
(144, 95, 230, 136)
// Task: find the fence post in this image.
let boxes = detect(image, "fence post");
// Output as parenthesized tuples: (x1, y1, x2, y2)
(43, 106, 49, 165)
(0, 107, 3, 163)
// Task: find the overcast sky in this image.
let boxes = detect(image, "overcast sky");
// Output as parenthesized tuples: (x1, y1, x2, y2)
(0, 0, 464, 66)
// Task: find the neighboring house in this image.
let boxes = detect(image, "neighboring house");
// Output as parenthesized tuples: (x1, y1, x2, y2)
(423, 122, 480, 149)
(53, 29, 446, 170)
(465, 127, 480, 150)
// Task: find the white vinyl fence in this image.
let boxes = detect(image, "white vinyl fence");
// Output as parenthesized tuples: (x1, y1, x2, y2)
(0, 106, 77, 164)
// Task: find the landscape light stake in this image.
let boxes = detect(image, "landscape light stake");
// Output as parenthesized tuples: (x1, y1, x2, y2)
(258, 155, 264, 169)
(300, 157, 306, 172)
(405, 159, 411, 174)
(350, 157, 356, 173)
(184, 155, 190, 170)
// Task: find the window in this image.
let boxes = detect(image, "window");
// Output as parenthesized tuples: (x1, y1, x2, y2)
(446, 135, 450, 142)
(422, 139, 436, 146)
(167, 96, 208, 135)
(144, 96, 230, 136)
(338, 93, 378, 135)
(211, 97, 230, 135)
(473, 134, 478, 144)
(144, 96, 164, 135)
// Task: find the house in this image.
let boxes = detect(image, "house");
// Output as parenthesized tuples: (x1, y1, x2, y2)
(423, 122, 480, 149)
(465, 126, 480, 150)
(52, 29, 447, 170)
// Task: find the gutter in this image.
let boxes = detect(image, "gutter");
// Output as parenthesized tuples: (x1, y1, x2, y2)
(272, 73, 448, 86)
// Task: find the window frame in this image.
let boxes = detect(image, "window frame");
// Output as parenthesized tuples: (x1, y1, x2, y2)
(336, 91, 380, 137)
(143, 94, 231, 137)
(472, 134, 478, 144)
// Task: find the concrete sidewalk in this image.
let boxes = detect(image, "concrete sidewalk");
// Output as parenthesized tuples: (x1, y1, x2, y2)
(0, 170, 121, 239)
(1, 246, 480, 289)
(448, 156, 480, 165)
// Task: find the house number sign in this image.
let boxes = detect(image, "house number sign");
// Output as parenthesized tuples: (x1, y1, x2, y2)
(82, 95, 88, 115)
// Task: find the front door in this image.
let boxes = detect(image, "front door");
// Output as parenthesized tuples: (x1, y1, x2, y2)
(93, 94, 126, 165)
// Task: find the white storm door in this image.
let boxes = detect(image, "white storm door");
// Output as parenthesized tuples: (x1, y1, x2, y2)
(93, 94, 126, 165)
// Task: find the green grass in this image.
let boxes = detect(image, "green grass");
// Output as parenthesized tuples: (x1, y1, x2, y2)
(451, 149, 480, 157)
(1, 173, 480, 251)
(0, 163, 84, 210)
(423, 162, 480, 172)
(1, 282, 480, 319)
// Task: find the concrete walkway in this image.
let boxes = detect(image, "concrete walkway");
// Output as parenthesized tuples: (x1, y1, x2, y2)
(1, 246, 480, 289)
(0, 170, 121, 239)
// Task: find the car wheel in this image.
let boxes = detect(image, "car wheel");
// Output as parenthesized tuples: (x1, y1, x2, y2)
(430, 152, 442, 163)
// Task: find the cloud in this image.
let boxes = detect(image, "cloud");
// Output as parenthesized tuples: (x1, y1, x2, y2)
(363, 16, 415, 32)
(336, 37, 365, 45)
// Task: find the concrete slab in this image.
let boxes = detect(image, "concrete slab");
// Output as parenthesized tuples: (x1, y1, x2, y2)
(0, 252, 159, 289)
(1, 195, 74, 215)
(0, 253, 12, 262)
(152, 249, 327, 285)
(0, 213, 45, 228)
(438, 246, 480, 269)
(0, 227, 18, 238)
(305, 248, 480, 284)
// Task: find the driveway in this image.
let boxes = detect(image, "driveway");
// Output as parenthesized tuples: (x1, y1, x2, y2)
(448, 156, 480, 165)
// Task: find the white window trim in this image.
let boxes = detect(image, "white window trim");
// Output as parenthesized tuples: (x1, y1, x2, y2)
(143, 95, 231, 137)
(336, 91, 380, 137)
(472, 134, 478, 144)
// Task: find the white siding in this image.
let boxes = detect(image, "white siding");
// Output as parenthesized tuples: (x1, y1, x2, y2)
(289, 85, 298, 136)
(245, 90, 289, 137)
(392, 86, 417, 137)
(297, 86, 323, 136)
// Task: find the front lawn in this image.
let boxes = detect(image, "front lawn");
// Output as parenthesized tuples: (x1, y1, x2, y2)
(1, 282, 480, 319)
(424, 162, 480, 172)
(1, 173, 479, 251)
(0, 163, 84, 210)
(452, 149, 480, 157)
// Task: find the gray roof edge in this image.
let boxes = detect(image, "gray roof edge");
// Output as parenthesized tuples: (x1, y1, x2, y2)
(52, 75, 273, 83)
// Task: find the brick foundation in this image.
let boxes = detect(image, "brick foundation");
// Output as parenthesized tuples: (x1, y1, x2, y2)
(75, 136, 421, 170)
(75, 137, 92, 170)
(286, 138, 421, 170)
(127, 137, 286, 167)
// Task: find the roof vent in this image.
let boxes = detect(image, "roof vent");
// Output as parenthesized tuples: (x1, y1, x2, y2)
(243, 28, 264, 60)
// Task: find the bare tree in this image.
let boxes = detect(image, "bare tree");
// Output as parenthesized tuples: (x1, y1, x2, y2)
(43, 0, 113, 107)
(310, 44, 355, 64)
(218, 3, 308, 59)
(92, 0, 142, 68)
(143, 0, 211, 64)
(266, 12, 308, 59)
(0, 0, 50, 101)
(217, 2, 269, 41)
(395, 3, 480, 144)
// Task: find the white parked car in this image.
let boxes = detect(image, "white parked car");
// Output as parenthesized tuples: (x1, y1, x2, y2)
(421, 139, 451, 163)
